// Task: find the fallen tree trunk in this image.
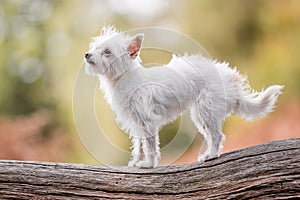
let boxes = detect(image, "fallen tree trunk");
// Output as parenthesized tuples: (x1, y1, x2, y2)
(0, 138, 299, 199)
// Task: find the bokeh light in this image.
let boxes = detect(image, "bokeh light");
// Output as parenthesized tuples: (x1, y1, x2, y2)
(0, 0, 299, 165)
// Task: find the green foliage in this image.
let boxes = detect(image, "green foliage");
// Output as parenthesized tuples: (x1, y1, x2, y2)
(0, 0, 57, 116)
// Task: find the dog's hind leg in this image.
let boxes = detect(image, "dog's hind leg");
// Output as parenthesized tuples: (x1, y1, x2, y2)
(190, 103, 225, 163)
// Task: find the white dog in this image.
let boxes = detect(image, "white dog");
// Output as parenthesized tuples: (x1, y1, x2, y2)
(84, 26, 283, 168)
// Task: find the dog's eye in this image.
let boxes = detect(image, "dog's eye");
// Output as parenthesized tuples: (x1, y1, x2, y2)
(104, 49, 111, 54)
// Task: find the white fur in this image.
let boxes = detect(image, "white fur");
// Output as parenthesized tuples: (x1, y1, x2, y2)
(84, 26, 284, 168)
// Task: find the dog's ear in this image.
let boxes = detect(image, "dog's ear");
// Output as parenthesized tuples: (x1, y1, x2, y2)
(127, 34, 144, 59)
(100, 27, 106, 35)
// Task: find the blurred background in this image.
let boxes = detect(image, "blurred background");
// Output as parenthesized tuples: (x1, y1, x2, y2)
(0, 0, 299, 165)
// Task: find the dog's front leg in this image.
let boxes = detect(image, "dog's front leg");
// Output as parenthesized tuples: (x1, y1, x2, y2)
(134, 134, 160, 169)
(128, 136, 143, 167)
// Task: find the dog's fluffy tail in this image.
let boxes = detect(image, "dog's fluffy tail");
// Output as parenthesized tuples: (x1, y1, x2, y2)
(237, 84, 284, 121)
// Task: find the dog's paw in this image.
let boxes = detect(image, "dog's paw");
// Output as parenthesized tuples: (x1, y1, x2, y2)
(207, 153, 220, 160)
(198, 152, 220, 163)
(197, 155, 208, 163)
(128, 159, 139, 167)
(134, 160, 155, 169)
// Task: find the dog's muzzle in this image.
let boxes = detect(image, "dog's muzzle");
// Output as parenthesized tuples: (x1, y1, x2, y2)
(85, 53, 95, 65)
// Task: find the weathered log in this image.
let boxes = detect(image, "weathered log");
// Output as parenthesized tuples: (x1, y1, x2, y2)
(0, 138, 299, 199)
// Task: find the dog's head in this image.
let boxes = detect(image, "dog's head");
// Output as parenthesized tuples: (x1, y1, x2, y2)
(84, 26, 143, 79)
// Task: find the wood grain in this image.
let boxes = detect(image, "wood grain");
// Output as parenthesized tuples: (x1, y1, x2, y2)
(0, 138, 299, 199)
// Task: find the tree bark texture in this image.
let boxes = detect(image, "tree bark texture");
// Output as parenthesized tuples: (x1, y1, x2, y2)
(0, 138, 299, 199)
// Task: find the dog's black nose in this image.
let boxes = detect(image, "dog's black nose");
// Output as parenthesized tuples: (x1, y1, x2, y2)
(85, 53, 92, 59)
